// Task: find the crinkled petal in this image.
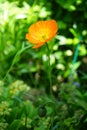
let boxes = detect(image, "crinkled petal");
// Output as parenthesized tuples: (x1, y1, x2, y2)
(26, 34, 43, 44)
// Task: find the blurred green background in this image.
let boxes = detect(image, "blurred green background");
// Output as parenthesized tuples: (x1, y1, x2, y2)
(0, 0, 87, 130)
(0, 0, 87, 85)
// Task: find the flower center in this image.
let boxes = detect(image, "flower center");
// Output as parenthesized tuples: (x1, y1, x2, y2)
(41, 34, 47, 41)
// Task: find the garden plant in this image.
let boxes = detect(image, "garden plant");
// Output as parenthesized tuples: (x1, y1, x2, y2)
(0, 0, 87, 130)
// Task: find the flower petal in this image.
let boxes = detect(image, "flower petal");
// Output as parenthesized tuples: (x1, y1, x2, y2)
(26, 33, 43, 44)
(33, 43, 45, 49)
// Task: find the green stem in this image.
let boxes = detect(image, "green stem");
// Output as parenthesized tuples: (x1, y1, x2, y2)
(46, 43, 52, 96)
(24, 106, 28, 128)
(3, 45, 32, 81)
(13, 96, 28, 128)
(70, 36, 82, 75)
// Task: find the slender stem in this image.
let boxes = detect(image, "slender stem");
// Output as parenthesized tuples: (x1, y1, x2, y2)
(70, 36, 82, 75)
(3, 45, 31, 81)
(24, 106, 28, 128)
(46, 43, 52, 96)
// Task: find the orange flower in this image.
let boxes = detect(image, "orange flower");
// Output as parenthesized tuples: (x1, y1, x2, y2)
(26, 20, 58, 48)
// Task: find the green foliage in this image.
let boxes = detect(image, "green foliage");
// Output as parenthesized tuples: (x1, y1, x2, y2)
(0, 0, 87, 129)
(55, 0, 83, 11)
(8, 120, 21, 130)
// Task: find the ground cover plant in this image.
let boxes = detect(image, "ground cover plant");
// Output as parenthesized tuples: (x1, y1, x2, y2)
(0, 0, 87, 130)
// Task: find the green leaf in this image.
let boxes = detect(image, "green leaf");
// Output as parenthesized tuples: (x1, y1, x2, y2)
(77, 99, 87, 111)
(8, 120, 21, 130)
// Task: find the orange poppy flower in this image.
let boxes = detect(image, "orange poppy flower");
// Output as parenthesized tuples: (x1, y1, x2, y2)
(26, 20, 58, 48)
